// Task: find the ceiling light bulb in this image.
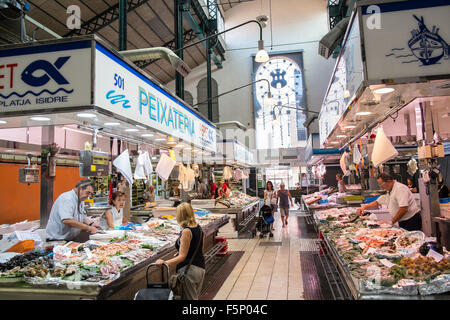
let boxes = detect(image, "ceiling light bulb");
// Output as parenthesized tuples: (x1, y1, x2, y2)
(0, 120, 7, 124)
(373, 87, 395, 94)
(30, 116, 50, 121)
(344, 125, 356, 129)
(336, 135, 347, 138)
(255, 40, 269, 63)
(344, 90, 351, 98)
(125, 128, 139, 132)
(355, 111, 372, 116)
(266, 93, 276, 107)
(77, 113, 97, 118)
(141, 134, 154, 137)
(155, 138, 166, 141)
(104, 122, 120, 126)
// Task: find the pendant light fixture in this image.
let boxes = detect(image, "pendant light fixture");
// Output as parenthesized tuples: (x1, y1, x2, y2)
(255, 40, 269, 63)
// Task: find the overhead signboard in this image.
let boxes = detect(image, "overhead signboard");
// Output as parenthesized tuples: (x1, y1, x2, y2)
(94, 43, 216, 153)
(0, 40, 92, 113)
(318, 12, 364, 147)
(362, 0, 450, 80)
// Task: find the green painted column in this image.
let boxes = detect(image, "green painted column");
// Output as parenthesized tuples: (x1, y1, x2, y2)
(119, 0, 127, 51)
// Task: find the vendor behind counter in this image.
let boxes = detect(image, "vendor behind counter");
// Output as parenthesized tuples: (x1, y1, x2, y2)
(356, 173, 421, 231)
(45, 180, 101, 241)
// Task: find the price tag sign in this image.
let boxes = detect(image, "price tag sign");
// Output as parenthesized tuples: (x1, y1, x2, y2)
(427, 249, 444, 262)
(380, 259, 396, 268)
(363, 247, 377, 256)
(84, 248, 93, 259)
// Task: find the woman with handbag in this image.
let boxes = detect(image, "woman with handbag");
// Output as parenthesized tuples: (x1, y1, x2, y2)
(155, 203, 205, 300)
(264, 181, 277, 231)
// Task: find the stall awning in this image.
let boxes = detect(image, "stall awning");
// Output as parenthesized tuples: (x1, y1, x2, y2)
(319, 0, 450, 149)
(0, 35, 216, 153)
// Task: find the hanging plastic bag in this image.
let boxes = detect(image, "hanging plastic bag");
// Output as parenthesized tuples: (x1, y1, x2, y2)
(155, 153, 176, 181)
(113, 149, 133, 186)
(371, 127, 398, 167)
(134, 151, 147, 180)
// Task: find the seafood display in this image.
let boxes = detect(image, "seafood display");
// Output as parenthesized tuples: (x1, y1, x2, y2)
(315, 207, 450, 295)
(219, 192, 259, 208)
(0, 215, 225, 288)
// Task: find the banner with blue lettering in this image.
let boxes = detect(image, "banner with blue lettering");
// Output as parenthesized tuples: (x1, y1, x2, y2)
(94, 43, 216, 153)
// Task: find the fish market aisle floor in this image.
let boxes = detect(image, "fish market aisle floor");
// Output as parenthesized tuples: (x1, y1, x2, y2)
(213, 209, 312, 300)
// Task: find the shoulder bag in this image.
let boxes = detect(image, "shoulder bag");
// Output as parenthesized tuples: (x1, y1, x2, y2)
(169, 227, 203, 298)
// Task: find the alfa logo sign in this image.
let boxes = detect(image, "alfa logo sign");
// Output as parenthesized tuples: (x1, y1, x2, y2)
(0, 41, 91, 111)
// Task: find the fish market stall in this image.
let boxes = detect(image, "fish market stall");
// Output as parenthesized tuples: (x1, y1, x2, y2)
(306, 204, 450, 299)
(0, 213, 229, 300)
(192, 192, 260, 238)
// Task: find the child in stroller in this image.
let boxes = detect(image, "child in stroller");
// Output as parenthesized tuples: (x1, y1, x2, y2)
(253, 205, 274, 238)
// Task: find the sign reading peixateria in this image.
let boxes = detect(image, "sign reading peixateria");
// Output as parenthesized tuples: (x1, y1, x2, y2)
(0, 40, 92, 111)
(94, 43, 216, 153)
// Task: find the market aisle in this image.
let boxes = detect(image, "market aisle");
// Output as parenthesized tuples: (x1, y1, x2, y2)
(214, 209, 306, 300)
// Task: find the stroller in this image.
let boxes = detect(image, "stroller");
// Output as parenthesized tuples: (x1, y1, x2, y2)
(134, 263, 172, 300)
(253, 204, 274, 238)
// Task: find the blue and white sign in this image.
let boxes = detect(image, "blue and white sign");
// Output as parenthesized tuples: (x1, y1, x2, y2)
(94, 44, 216, 153)
(0, 40, 92, 112)
(362, 1, 450, 80)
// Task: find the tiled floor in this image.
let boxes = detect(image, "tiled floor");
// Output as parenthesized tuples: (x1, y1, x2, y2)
(214, 209, 307, 300)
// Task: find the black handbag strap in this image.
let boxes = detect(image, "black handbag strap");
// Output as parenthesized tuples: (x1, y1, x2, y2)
(182, 226, 203, 275)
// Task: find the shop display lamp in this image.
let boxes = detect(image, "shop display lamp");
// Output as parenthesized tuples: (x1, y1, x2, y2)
(355, 111, 372, 116)
(30, 116, 50, 121)
(77, 113, 97, 118)
(373, 87, 395, 94)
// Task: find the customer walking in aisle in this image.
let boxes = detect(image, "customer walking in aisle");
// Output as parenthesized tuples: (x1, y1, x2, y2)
(264, 181, 277, 232)
(277, 182, 293, 227)
(155, 203, 205, 300)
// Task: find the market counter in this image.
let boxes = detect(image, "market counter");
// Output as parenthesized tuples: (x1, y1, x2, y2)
(303, 196, 450, 300)
(210, 200, 261, 238)
(0, 215, 229, 300)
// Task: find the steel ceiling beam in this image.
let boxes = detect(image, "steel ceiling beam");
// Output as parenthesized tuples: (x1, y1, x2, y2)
(182, 1, 224, 68)
(64, 0, 151, 36)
